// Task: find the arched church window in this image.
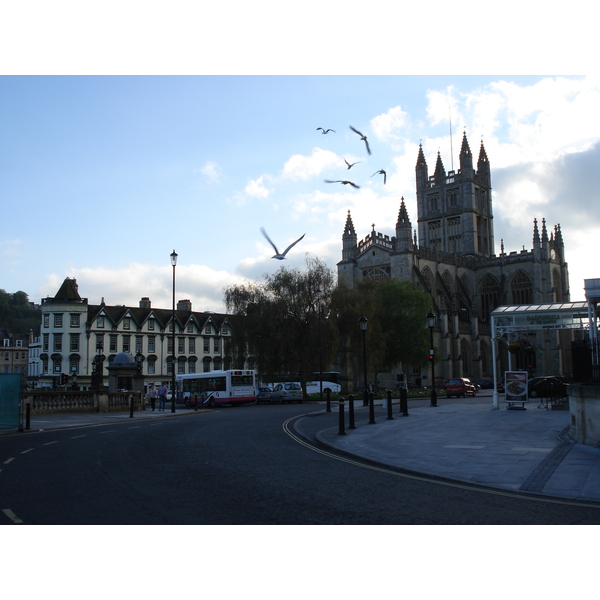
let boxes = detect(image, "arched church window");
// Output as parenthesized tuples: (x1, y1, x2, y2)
(460, 339, 471, 375)
(552, 268, 562, 302)
(511, 270, 533, 305)
(421, 267, 433, 294)
(479, 274, 500, 322)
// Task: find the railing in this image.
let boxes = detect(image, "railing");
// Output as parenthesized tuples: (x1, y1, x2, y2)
(24, 390, 143, 415)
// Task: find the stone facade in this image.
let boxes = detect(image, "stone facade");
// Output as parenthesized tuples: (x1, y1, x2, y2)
(338, 133, 571, 388)
(38, 278, 236, 390)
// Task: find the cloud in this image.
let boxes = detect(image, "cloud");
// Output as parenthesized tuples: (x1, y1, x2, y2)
(282, 147, 340, 181)
(244, 175, 271, 198)
(198, 161, 221, 183)
(370, 106, 409, 140)
(39, 263, 249, 314)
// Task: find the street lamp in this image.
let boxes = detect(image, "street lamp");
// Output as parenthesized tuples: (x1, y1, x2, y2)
(426, 310, 438, 407)
(170, 249, 178, 414)
(359, 316, 368, 407)
(317, 289, 323, 403)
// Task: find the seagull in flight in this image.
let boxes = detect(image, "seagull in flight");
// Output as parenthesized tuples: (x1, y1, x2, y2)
(372, 169, 387, 184)
(261, 228, 305, 260)
(317, 127, 335, 134)
(344, 158, 360, 170)
(324, 179, 360, 189)
(349, 125, 371, 155)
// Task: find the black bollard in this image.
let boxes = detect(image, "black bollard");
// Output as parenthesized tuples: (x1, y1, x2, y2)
(348, 393, 356, 429)
(387, 390, 394, 420)
(400, 387, 409, 417)
(338, 397, 346, 435)
(368, 391, 375, 424)
(25, 402, 31, 430)
(129, 395, 134, 418)
(363, 389, 368, 407)
(326, 388, 331, 412)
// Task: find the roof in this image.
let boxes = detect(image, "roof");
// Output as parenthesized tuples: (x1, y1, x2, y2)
(491, 302, 590, 334)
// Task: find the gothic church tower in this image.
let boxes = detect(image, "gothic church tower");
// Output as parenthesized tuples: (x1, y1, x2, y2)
(416, 133, 494, 257)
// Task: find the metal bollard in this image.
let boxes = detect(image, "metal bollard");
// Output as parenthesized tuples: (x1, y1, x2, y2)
(338, 397, 346, 435)
(368, 391, 375, 424)
(129, 395, 134, 418)
(400, 387, 409, 417)
(25, 402, 31, 430)
(326, 388, 331, 412)
(348, 393, 356, 429)
(387, 390, 394, 420)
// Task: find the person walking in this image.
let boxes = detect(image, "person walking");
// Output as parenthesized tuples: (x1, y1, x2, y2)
(157, 383, 168, 411)
(148, 385, 157, 411)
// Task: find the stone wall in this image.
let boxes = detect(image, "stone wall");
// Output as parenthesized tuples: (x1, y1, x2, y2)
(569, 384, 600, 448)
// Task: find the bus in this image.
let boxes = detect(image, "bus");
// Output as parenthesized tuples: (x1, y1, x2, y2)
(176, 369, 257, 407)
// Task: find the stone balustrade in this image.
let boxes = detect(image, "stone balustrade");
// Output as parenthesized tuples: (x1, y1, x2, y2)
(23, 390, 143, 415)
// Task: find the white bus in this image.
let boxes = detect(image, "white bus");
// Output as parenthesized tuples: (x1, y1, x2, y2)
(176, 369, 257, 407)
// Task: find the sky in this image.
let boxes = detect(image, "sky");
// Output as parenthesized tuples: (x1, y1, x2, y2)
(2, 73, 599, 313)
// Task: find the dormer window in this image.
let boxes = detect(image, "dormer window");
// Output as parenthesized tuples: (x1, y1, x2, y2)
(205, 324, 212, 335)
(148, 319, 155, 331)
(123, 318, 131, 330)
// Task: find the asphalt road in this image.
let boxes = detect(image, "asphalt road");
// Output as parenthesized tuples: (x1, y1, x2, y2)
(2, 402, 600, 524)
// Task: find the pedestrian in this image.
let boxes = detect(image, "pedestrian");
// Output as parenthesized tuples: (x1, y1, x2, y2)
(148, 385, 157, 411)
(158, 383, 168, 411)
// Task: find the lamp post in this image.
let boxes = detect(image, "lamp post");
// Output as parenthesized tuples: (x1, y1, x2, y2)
(317, 289, 323, 403)
(170, 249, 178, 414)
(426, 310, 438, 407)
(359, 316, 368, 406)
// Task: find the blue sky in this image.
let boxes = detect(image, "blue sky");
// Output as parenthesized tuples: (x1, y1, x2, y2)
(2, 74, 599, 311)
(1, 5, 598, 315)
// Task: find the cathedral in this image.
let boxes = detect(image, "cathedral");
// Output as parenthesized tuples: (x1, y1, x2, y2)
(337, 132, 571, 388)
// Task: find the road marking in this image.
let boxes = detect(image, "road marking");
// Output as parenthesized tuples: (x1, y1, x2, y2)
(70, 435, 86, 439)
(100, 430, 116, 434)
(21, 449, 34, 454)
(444, 444, 485, 449)
(127, 426, 141, 429)
(2, 509, 24, 524)
(43, 441, 59, 446)
(3, 458, 15, 465)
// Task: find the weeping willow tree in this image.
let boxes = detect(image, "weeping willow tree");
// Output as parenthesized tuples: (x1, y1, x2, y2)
(224, 256, 337, 390)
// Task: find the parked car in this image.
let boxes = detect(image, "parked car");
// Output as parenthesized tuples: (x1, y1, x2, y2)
(445, 377, 477, 398)
(527, 376, 568, 398)
(473, 379, 494, 389)
(271, 382, 303, 403)
(256, 387, 274, 404)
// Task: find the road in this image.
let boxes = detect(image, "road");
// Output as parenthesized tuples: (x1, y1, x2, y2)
(2, 402, 600, 524)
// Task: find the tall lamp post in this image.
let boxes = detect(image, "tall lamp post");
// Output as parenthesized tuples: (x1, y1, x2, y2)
(170, 249, 178, 414)
(426, 310, 438, 407)
(317, 289, 323, 403)
(359, 316, 368, 406)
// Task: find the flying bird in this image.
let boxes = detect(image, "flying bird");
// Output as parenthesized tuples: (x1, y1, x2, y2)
(349, 125, 371, 155)
(344, 158, 360, 169)
(324, 179, 360, 189)
(261, 228, 305, 260)
(317, 127, 335, 134)
(372, 169, 387, 184)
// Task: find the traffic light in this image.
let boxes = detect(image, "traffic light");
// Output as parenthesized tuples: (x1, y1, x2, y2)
(429, 350, 434, 361)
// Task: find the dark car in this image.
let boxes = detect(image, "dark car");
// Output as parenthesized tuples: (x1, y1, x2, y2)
(256, 387, 274, 404)
(473, 379, 494, 389)
(445, 377, 477, 398)
(527, 376, 568, 398)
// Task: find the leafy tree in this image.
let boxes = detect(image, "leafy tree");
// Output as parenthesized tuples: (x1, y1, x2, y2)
(332, 278, 432, 384)
(0, 289, 41, 336)
(224, 256, 337, 391)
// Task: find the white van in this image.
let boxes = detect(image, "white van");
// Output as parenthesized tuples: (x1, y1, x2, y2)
(305, 380, 341, 394)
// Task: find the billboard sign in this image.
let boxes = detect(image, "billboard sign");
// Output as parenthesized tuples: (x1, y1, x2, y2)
(505, 371, 528, 404)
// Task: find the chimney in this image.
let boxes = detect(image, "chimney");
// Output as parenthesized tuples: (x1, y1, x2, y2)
(177, 299, 192, 311)
(140, 297, 152, 309)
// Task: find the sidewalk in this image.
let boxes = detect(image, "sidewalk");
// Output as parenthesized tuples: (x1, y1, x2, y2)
(305, 393, 600, 504)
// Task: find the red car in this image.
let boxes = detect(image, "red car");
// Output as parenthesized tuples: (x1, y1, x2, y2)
(445, 378, 477, 398)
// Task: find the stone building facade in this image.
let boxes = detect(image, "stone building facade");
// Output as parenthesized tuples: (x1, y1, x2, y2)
(338, 133, 571, 388)
(38, 278, 236, 390)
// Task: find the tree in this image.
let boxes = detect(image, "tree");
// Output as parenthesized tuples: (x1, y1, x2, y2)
(0, 289, 41, 336)
(332, 278, 431, 384)
(224, 256, 337, 391)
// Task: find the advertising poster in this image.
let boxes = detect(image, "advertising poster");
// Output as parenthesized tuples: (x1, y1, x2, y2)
(505, 371, 528, 404)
